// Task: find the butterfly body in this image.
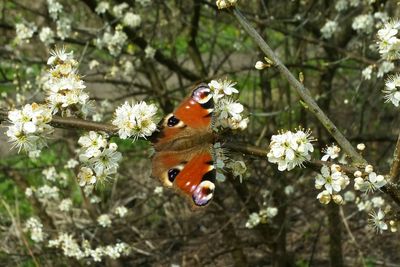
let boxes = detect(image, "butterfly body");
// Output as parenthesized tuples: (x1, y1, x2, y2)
(151, 84, 217, 207)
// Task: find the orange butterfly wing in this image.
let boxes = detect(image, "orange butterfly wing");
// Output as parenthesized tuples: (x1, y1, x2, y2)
(150, 83, 216, 206)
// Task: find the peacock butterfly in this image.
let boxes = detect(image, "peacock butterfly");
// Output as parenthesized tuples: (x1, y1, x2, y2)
(150, 83, 217, 207)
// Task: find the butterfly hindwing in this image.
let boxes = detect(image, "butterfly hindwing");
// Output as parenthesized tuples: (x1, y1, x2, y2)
(151, 146, 216, 206)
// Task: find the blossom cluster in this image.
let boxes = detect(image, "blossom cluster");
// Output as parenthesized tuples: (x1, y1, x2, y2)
(96, 25, 128, 57)
(6, 103, 53, 155)
(377, 20, 400, 61)
(315, 164, 350, 205)
(352, 14, 375, 34)
(112, 101, 158, 140)
(25, 217, 45, 243)
(77, 131, 122, 186)
(320, 20, 338, 39)
(209, 79, 249, 131)
(267, 129, 315, 171)
(354, 165, 387, 193)
(245, 206, 278, 229)
(42, 48, 92, 118)
(15, 22, 37, 44)
(48, 233, 130, 262)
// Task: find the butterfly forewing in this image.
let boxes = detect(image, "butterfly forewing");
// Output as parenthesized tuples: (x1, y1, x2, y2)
(151, 83, 216, 207)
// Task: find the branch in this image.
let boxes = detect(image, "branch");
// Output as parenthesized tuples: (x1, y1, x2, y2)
(389, 134, 400, 184)
(231, 8, 366, 166)
(3, 108, 400, 206)
(0, 109, 117, 134)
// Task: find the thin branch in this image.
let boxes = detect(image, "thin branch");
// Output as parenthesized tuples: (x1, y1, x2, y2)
(389, 134, 400, 183)
(231, 7, 366, 165)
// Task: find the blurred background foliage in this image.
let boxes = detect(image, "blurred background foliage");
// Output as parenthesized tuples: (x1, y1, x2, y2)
(0, 0, 400, 266)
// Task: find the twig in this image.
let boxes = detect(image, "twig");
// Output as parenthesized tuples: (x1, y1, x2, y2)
(389, 134, 400, 183)
(231, 8, 366, 165)
(1, 199, 40, 267)
(339, 207, 367, 267)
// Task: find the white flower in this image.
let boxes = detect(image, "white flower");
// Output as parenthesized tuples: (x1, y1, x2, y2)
(98, 214, 112, 228)
(25, 218, 44, 242)
(91, 144, 122, 179)
(78, 131, 107, 158)
(48, 233, 84, 259)
(357, 200, 373, 212)
(335, 0, 348, 12)
(245, 212, 260, 229)
(43, 48, 91, 117)
(344, 191, 356, 202)
(90, 247, 104, 262)
(260, 207, 278, 219)
(376, 20, 400, 60)
(137, 0, 151, 6)
(255, 61, 268, 70)
(65, 158, 79, 169)
(213, 97, 248, 131)
(332, 194, 344, 205)
(208, 79, 239, 100)
(77, 167, 97, 187)
(369, 209, 388, 234)
(377, 61, 394, 78)
(115, 206, 128, 218)
(317, 190, 331, 204)
(100, 26, 128, 56)
(25, 187, 34, 197)
(365, 165, 374, 173)
(216, 0, 237, 9)
(59, 198, 73, 212)
(267, 129, 314, 171)
(371, 196, 385, 208)
(89, 60, 100, 70)
(113, 3, 129, 18)
(15, 22, 37, 43)
(145, 45, 156, 59)
(154, 186, 163, 195)
(321, 144, 340, 161)
(320, 20, 338, 39)
(354, 172, 386, 193)
(383, 74, 400, 107)
(362, 65, 373, 80)
(356, 143, 366, 151)
(47, 0, 63, 20)
(42, 167, 57, 181)
(95, 1, 110, 14)
(315, 165, 349, 194)
(6, 103, 53, 153)
(284, 185, 294, 195)
(368, 172, 387, 190)
(77, 133, 122, 185)
(39, 27, 55, 45)
(112, 101, 158, 140)
(352, 14, 374, 34)
(123, 12, 141, 28)
(36, 185, 59, 203)
(56, 17, 71, 40)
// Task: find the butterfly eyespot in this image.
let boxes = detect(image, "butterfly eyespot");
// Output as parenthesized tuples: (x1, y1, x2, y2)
(167, 168, 180, 182)
(167, 115, 180, 127)
(192, 180, 215, 206)
(192, 86, 213, 105)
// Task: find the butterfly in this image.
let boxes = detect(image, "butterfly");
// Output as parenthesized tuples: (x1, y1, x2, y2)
(150, 83, 217, 207)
